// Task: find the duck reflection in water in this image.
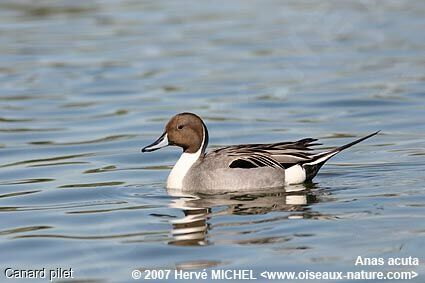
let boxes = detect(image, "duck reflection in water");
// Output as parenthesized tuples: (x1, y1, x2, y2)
(167, 183, 327, 246)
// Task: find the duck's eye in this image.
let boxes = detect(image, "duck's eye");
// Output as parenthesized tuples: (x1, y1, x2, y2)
(177, 125, 184, 130)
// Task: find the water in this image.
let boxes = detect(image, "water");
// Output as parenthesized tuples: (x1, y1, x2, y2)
(1, 1, 425, 282)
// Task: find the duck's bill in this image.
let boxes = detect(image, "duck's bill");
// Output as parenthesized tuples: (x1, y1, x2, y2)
(142, 132, 169, 152)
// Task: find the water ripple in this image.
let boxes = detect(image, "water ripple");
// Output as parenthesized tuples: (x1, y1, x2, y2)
(0, 153, 94, 168)
(1, 1, 424, 281)
(0, 190, 41, 199)
(58, 182, 125, 188)
(14, 231, 167, 241)
(0, 225, 52, 236)
(0, 200, 127, 213)
(0, 179, 54, 185)
(29, 134, 136, 146)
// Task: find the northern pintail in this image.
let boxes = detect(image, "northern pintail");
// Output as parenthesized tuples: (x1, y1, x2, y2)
(142, 112, 378, 193)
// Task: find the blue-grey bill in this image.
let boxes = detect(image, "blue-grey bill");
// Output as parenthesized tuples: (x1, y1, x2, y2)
(142, 133, 169, 152)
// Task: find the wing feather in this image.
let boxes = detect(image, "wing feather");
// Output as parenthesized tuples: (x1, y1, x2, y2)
(212, 138, 324, 169)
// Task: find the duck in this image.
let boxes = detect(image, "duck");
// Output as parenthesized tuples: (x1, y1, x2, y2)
(142, 112, 379, 193)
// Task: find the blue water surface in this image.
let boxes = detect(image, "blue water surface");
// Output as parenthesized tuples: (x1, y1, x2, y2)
(0, 1, 424, 282)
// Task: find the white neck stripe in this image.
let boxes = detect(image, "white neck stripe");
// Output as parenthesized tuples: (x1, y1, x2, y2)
(166, 126, 205, 189)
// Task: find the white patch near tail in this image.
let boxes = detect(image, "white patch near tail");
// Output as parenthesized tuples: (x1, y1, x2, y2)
(284, 165, 307, 185)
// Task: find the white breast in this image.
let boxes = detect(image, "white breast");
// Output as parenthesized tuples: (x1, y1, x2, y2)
(167, 125, 206, 189)
(167, 150, 201, 189)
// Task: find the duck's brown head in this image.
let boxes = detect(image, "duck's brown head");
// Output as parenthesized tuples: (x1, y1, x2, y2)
(142, 112, 208, 154)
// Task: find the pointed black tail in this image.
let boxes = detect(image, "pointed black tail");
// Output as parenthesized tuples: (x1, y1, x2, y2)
(304, 131, 380, 182)
(335, 131, 380, 152)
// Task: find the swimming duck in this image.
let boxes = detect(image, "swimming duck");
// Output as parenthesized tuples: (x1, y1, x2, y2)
(142, 112, 378, 193)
